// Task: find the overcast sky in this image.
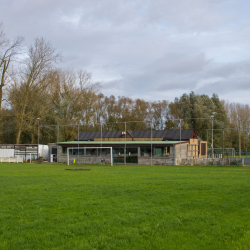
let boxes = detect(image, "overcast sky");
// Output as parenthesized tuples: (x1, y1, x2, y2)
(1, 0, 250, 104)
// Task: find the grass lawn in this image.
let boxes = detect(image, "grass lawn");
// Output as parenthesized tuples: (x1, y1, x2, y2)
(0, 163, 250, 250)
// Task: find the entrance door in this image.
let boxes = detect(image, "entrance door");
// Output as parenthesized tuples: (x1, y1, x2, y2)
(126, 148, 138, 164)
(51, 148, 57, 162)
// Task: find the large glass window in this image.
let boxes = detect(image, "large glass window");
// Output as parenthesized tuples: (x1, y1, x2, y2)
(140, 147, 152, 157)
(86, 148, 98, 156)
(62, 147, 67, 154)
(62, 147, 111, 156)
(62, 147, 84, 155)
(100, 148, 111, 156)
(113, 147, 124, 156)
(52, 148, 57, 154)
(155, 147, 164, 157)
(126, 148, 138, 163)
(155, 147, 170, 157)
(86, 148, 111, 156)
(113, 147, 125, 163)
(166, 146, 170, 155)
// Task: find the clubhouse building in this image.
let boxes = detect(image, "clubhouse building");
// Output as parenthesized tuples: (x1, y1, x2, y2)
(49, 129, 207, 165)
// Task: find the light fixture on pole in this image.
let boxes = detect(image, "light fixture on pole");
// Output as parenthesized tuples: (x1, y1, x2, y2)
(37, 118, 40, 159)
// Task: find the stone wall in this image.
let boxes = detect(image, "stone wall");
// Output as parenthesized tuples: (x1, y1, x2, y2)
(51, 144, 244, 166)
(138, 157, 174, 165)
(49, 145, 111, 164)
(176, 158, 244, 166)
(67, 155, 112, 165)
(174, 143, 188, 159)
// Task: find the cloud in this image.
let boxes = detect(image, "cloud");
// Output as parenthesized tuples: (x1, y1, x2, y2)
(1, 0, 250, 105)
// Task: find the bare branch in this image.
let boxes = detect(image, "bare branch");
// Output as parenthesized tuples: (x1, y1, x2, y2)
(0, 23, 24, 109)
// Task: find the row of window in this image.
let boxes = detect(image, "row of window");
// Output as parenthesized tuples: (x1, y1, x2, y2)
(63, 146, 171, 157)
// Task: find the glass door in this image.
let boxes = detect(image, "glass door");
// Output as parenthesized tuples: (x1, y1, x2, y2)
(126, 148, 138, 164)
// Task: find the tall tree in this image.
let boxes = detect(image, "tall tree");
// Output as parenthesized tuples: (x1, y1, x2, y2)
(10, 38, 60, 143)
(168, 92, 228, 145)
(0, 23, 23, 109)
(222, 101, 250, 151)
(149, 100, 168, 130)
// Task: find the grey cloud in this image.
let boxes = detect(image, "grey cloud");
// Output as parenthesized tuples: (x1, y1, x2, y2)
(208, 61, 250, 78)
(102, 55, 250, 101)
(194, 76, 250, 97)
(146, 53, 210, 75)
(1, 0, 250, 105)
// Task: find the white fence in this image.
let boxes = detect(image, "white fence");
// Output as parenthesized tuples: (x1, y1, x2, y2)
(0, 149, 15, 157)
(0, 156, 23, 163)
(0, 145, 49, 161)
(207, 154, 223, 158)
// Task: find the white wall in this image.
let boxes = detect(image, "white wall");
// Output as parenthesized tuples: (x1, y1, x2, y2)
(0, 149, 14, 157)
(39, 145, 49, 160)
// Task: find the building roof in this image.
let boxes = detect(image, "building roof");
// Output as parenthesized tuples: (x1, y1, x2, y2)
(75, 129, 195, 141)
(59, 141, 186, 146)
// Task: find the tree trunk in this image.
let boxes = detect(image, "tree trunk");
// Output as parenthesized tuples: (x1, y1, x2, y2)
(16, 127, 21, 144)
(0, 60, 7, 110)
(0, 85, 2, 110)
(15, 89, 29, 144)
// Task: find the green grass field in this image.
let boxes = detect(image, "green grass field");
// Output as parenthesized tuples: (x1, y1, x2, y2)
(1, 163, 250, 250)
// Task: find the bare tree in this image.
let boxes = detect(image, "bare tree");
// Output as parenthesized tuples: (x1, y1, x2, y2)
(0, 22, 24, 109)
(12, 37, 60, 143)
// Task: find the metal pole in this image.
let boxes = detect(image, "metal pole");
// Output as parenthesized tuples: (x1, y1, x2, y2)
(246, 148, 248, 165)
(151, 122, 152, 166)
(57, 125, 59, 163)
(222, 128, 224, 158)
(239, 121, 241, 158)
(101, 123, 102, 148)
(212, 117, 213, 158)
(207, 130, 208, 157)
(111, 147, 113, 166)
(101, 123, 102, 160)
(78, 124, 79, 164)
(125, 122, 126, 165)
(247, 131, 248, 164)
(180, 119, 181, 159)
(37, 118, 40, 159)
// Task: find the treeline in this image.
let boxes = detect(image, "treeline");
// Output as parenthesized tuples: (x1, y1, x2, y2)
(0, 24, 250, 151)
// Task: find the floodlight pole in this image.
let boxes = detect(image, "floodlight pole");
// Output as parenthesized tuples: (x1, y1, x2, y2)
(57, 125, 59, 163)
(125, 122, 126, 165)
(223, 128, 224, 158)
(37, 118, 40, 159)
(101, 123, 103, 159)
(239, 121, 241, 158)
(180, 119, 181, 159)
(101, 123, 102, 148)
(211, 112, 215, 158)
(212, 117, 213, 158)
(151, 122, 152, 166)
(78, 124, 79, 164)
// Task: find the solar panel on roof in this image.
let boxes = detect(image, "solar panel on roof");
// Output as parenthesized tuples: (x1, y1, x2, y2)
(75, 129, 194, 141)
